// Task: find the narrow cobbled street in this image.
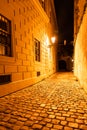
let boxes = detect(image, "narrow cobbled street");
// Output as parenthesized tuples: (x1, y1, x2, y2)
(0, 72, 87, 130)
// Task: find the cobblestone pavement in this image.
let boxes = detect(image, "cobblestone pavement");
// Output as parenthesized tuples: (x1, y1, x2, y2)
(0, 72, 87, 130)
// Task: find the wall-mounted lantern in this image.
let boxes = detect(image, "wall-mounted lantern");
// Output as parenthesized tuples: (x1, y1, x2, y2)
(51, 36, 56, 44)
(47, 36, 56, 48)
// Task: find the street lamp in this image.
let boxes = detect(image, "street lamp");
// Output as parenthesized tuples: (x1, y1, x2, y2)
(47, 36, 56, 48)
(51, 36, 56, 44)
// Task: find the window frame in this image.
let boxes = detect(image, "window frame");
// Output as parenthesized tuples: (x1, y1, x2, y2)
(34, 38, 40, 62)
(0, 14, 12, 57)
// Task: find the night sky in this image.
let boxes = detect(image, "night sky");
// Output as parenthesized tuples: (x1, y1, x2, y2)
(54, 0, 74, 44)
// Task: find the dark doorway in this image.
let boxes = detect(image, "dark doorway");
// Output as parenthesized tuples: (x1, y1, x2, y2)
(58, 60, 67, 71)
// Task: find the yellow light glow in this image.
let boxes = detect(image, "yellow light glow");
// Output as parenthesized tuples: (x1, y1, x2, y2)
(45, 34, 49, 46)
(51, 36, 56, 44)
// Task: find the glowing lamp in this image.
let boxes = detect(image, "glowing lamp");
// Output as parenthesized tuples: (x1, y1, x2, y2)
(51, 36, 56, 44)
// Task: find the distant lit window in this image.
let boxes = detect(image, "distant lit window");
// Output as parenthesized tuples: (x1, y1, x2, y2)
(34, 38, 40, 62)
(0, 14, 11, 56)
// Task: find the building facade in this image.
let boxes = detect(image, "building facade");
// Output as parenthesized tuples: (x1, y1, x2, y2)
(0, 0, 58, 97)
(74, 0, 87, 92)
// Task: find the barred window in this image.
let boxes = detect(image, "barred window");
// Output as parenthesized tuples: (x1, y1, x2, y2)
(0, 14, 11, 56)
(34, 39, 40, 62)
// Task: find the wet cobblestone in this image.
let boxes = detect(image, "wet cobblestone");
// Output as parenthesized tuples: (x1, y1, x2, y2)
(0, 72, 87, 130)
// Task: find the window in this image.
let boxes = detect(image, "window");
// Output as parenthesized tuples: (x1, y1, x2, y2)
(0, 74, 11, 85)
(0, 14, 11, 56)
(39, 0, 45, 10)
(34, 39, 40, 62)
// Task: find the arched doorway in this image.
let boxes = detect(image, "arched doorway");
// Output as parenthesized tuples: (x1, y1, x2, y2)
(58, 60, 67, 71)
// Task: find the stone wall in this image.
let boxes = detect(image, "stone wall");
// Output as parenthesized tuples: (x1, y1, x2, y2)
(0, 0, 58, 97)
(74, 0, 87, 92)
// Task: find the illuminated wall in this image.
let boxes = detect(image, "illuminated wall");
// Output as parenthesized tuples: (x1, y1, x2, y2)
(0, 0, 58, 97)
(74, 0, 87, 92)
